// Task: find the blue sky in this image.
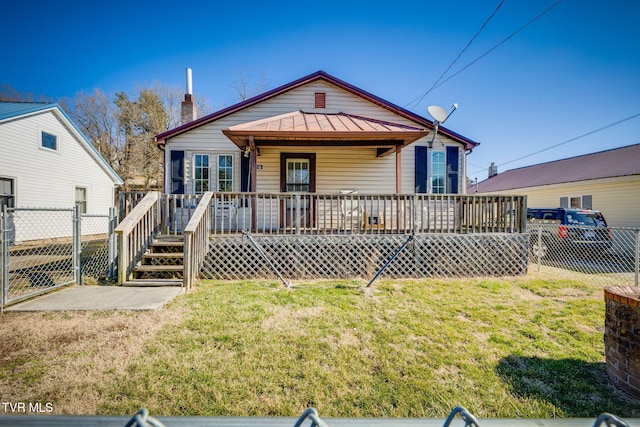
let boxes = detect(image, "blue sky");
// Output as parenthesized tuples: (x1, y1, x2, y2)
(2, 0, 639, 182)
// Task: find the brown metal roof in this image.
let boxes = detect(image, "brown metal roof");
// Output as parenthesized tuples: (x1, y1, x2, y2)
(222, 110, 429, 148)
(155, 70, 479, 151)
(475, 144, 640, 192)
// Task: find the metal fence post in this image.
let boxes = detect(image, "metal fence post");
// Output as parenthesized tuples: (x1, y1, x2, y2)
(635, 228, 639, 287)
(73, 205, 82, 285)
(1, 205, 7, 308)
(536, 226, 542, 272)
(108, 207, 117, 280)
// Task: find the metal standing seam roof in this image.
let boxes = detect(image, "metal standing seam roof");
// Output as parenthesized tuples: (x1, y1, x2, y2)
(475, 143, 640, 192)
(222, 110, 430, 148)
(0, 101, 52, 120)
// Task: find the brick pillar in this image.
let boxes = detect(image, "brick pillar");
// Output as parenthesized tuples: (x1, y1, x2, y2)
(604, 286, 640, 398)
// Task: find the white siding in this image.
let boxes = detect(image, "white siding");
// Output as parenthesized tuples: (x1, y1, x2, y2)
(1, 109, 120, 241)
(165, 80, 465, 195)
(477, 176, 640, 227)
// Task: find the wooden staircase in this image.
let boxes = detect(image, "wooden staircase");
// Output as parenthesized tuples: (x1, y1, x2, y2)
(122, 235, 184, 287)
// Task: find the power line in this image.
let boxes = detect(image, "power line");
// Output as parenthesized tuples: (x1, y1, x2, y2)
(430, 0, 564, 93)
(405, 0, 505, 110)
(468, 112, 640, 176)
(407, 0, 564, 111)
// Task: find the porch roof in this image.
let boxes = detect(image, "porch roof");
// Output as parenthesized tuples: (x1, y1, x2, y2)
(222, 110, 430, 153)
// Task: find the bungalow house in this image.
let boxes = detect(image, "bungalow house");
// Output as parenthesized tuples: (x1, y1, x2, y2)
(0, 102, 123, 242)
(114, 71, 528, 287)
(155, 70, 479, 201)
(473, 143, 640, 227)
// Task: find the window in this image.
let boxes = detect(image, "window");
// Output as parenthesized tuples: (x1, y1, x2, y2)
(415, 146, 459, 194)
(0, 177, 15, 208)
(218, 155, 233, 192)
(75, 187, 87, 213)
(194, 154, 210, 194)
(431, 151, 446, 194)
(41, 131, 57, 150)
(560, 195, 592, 209)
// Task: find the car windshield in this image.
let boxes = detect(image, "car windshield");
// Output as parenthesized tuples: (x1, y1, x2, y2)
(566, 212, 607, 226)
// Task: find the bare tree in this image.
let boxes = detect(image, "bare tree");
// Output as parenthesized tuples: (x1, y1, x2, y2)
(0, 84, 52, 102)
(232, 70, 269, 101)
(67, 89, 124, 174)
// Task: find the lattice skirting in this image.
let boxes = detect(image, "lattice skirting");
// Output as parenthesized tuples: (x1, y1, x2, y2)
(200, 233, 530, 281)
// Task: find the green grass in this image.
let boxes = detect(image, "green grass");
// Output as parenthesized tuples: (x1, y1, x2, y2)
(95, 276, 639, 418)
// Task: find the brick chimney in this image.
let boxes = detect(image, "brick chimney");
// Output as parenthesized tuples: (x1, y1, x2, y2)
(181, 68, 197, 125)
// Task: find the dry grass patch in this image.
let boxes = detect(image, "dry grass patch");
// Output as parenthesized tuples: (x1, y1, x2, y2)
(0, 309, 183, 414)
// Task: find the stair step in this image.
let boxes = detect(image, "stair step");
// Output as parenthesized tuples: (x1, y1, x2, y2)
(150, 240, 184, 247)
(142, 253, 184, 259)
(122, 279, 183, 287)
(134, 265, 183, 272)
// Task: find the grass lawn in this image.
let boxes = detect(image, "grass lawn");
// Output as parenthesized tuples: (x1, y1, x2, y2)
(1, 272, 639, 417)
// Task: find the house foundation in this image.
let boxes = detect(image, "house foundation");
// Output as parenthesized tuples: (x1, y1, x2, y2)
(200, 233, 529, 281)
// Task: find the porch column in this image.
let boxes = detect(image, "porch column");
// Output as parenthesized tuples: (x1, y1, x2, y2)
(395, 145, 402, 193)
(249, 136, 257, 192)
(249, 136, 257, 231)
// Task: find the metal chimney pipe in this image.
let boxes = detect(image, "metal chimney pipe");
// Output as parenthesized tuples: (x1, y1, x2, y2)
(185, 68, 193, 95)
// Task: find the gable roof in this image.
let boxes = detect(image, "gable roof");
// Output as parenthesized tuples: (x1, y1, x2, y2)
(155, 70, 479, 151)
(0, 101, 123, 185)
(475, 143, 640, 192)
(222, 110, 430, 150)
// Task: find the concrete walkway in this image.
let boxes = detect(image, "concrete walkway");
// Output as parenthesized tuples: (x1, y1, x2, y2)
(4, 285, 183, 311)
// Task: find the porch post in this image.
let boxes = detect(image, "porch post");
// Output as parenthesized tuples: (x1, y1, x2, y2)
(395, 145, 402, 193)
(249, 136, 257, 232)
(396, 145, 402, 230)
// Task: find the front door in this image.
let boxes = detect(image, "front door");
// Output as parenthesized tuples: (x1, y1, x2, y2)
(280, 153, 316, 229)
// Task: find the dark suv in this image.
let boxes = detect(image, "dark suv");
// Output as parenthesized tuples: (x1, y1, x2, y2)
(527, 208, 611, 258)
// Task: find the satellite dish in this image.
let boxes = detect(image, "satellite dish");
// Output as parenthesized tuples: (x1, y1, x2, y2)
(426, 103, 458, 147)
(427, 105, 449, 124)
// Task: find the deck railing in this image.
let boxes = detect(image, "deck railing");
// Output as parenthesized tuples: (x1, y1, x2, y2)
(121, 192, 526, 235)
(114, 191, 162, 284)
(183, 192, 212, 290)
(118, 192, 527, 236)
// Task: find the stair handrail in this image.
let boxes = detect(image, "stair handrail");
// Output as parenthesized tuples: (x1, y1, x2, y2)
(183, 191, 213, 290)
(114, 191, 162, 285)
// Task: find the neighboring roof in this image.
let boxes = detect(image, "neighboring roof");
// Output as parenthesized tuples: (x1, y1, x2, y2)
(156, 70, 479, 151)
(0, 101, 51, 120)
(222, 110, 430, 149)
(475, 144, 640, 192)
(0, 101, 123, 185)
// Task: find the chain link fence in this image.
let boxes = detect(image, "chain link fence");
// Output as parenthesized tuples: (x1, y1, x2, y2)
(1, 206, 116, 307)
(527, 224, 639, 287)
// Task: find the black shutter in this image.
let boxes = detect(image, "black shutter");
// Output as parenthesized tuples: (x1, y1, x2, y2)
(241, 153, 250, 192)
(446, 146, 459, 194)
(415, 146, 428, 193)
(170, 150, 184, 194)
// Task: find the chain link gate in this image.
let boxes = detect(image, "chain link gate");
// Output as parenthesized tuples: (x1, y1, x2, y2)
(528, 224, 640, 287)
(1, 206, 117, 308)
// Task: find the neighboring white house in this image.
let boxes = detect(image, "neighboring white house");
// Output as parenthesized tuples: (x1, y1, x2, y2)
(0, 102, 123, 242)
(155, 70, 479, 198)
(473, 143, 640, 227)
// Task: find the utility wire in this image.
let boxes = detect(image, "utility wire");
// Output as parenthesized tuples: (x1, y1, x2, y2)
(407, 0, 564, 111)
(405, 0, 505, 110)
(430, 0, 564, 93)
(468, 112, 640, 176)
